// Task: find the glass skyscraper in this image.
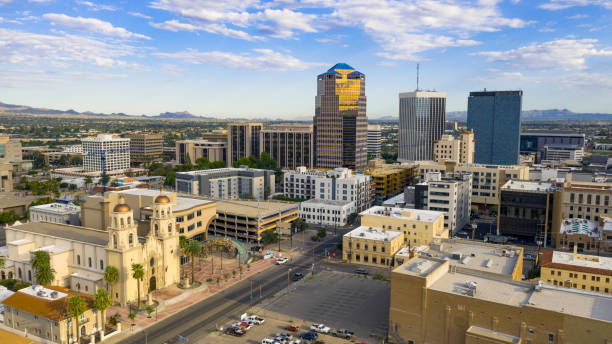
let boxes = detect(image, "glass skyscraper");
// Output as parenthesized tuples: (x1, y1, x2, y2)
(467, 90, 523, 165)
(314, 63, 367, 170)
(398, 91, 446, 161)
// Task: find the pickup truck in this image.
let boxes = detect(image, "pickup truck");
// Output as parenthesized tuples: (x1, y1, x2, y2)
(310, 323, 330, 333)
(332, 329, 354, 339)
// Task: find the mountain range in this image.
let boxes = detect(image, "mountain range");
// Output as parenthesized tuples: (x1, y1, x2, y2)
(1, 101, 611, 121)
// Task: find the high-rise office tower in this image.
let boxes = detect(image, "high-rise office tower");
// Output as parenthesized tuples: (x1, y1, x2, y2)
(398, 91, 446, 161)
(367, 124, 382, 158)
(260, 124, 313, 169)
(467, 90, 522, 165)
(314, 63, 367, 170)
(227, 122, 262, 166)
(82, 134, 130, 173)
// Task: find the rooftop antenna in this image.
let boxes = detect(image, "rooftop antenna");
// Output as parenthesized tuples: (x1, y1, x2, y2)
(416, 63, 420, 91)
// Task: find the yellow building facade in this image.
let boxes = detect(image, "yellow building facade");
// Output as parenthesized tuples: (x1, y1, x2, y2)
(359, 206, 447, 247)
(364, 164, 417, 203)
(342, 226, 404, 267)
(540, 248, 612, 294)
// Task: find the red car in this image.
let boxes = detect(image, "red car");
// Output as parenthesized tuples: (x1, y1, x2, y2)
(285, 325, 300, 332)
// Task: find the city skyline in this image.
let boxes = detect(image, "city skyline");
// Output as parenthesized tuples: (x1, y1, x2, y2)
(0, 1, 611, 118)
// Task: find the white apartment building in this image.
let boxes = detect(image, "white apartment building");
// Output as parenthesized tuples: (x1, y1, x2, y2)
(543, 144, 584, 162)
(175, 167, 275, 200)
(62, 145, 83, 153)
(415, 172, 472, 234)
(367, 124, 382, 158)
(299, 199, 356, 226)
(82, 134, 130, 173)
(29, 203, 81, 226)
(433, 130, 474, 164)
(283, 166, 373, 211)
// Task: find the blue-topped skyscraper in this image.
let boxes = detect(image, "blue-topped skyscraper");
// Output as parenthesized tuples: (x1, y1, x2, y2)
(314, 63, 367, 170)
(467, 90, 523, 165)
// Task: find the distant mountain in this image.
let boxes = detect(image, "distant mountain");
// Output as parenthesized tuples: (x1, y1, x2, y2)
(446, 109, 612, 122)
(155, 111, 199, 119)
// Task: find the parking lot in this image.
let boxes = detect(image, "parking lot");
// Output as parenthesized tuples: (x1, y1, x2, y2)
(201, 270, 390, 343)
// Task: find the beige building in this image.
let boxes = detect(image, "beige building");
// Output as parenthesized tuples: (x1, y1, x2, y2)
(556, 217, 612, 255)
(128, 132, 163, 165)
(551, 179, 612, 246)
(175, 139, 227, 165)
(0, 135, 30, 172)
(360, 206, 447, 247)
(227, 122, 262, 166)
(541, 247, 612, 294)
(210, 200, 299, 243)
(0, 163, 12, 192)
(343, 225, 403, 267)
(2, 285, 97, 343)
(417, 161, 530, 207)
(433, 130, 474, 164)
(2, 193, 181, 307)
(201, 129, 228, 144)
(80, 189, 216, 241)
(260, 124, 313, 169)
(389, 255, 612, 344)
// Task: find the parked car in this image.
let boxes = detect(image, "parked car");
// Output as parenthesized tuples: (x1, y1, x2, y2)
(285, 325, 300, 332)
(310, 323, 330, 333)
(276, 257, 289, 265)
(332, 329, 354, 339)
(261, 339, 277, 344)
(354, 268, 369, 275)
(243, 314, 265, 324)
(225, 327, 245, 337)
(523, 253, 536, 260)
(299, 331, 318, 340)
(291, 272, 304, 281)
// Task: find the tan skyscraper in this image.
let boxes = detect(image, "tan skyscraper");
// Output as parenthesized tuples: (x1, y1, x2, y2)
(314, 63, 367, 170)
(227, 122, 263, 166)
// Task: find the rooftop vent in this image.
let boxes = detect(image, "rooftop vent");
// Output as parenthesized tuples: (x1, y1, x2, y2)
(50, 291, 59, 299)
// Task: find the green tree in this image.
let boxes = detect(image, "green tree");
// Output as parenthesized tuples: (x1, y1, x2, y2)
(184, 240, 202, 285)
(195, 157, 211, 169)
(104, 266, 119, 304)
(209, 161, 226, 169)
(31, 250, 55, 285)
(128, 312, 136, 324)
(0, 255, 5, 269)
(261, 230, 278, 245)
(131, 263, 145, 311)
(93, 288, 111, 330)
(67, 295, 87, 344)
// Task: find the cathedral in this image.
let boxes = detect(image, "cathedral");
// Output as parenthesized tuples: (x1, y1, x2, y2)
(1, 192, 181, 306)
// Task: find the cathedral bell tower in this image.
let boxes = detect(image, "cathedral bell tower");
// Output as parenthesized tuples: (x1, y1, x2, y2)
(108, 195, 139, 250)
(151, 190, 177, 238)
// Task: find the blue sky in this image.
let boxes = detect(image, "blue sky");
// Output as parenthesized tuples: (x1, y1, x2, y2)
(0, 0, 611, 118)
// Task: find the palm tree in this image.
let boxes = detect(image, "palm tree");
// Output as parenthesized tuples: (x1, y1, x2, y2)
(31, 250, 55, 285)
(131, 263, 145, 311)
(104, 266, 118, 304)
(179, 235, 187, 278)
(93, 288, 111, 330)
(0, 255, 5, 269)
(183, 240, 202, 285)
(66, 295, 87, 344)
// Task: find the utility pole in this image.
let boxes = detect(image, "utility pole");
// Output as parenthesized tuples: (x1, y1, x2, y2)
(287, 268, 291, 295)
(278, 224, 281, 253)
(250, 280, 253, 306)
(259, 282, 262, 299)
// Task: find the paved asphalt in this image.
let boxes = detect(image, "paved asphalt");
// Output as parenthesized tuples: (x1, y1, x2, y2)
(118, 236, 351, 344)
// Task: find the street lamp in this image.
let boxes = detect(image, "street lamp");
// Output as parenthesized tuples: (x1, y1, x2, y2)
(287, 268, 292, 295)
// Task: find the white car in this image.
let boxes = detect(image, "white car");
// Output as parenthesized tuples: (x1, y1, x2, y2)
(246, 315, 265, 324)
(261, 339, 280, 344)
(275, 257, 289, 265)
(310, 323, 330, 333)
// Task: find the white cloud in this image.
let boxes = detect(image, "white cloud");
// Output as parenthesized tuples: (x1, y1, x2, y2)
(43, 13, 150, 40)
(0, 28, 138, 68)
(568, 13, 589, 18)
(76, 0, 116, 11)
(541, 0, 612, 10)
(150, 19, 262, 41)
(150, 19, 200, 32)
(0, 69, 127, 88)
(254, 9, 317, 39)
(475, 39, 612, 70)
(557, 72, 612, 89)
(154, 48, 321, 71)
(128, 12, 152, 19)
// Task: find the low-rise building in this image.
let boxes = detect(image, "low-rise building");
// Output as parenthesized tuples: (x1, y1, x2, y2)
(343, 226, 403, 267)
(2, 285, 98, 344)
(498, 180, 556, 243)
(540, 247, 612, 294)
(414, 172, 472, 234)
(283, 166, 373, 211)
(0, 135, 31, 172)
(389, 256, 612, 344)
(543, 143, 584, 163)
(360, 206, 447, 247)
(210, 200, 299, 244)
(175, 166, 275, 200)
(80, 189, 216, 241)
(299, 199, 355, 226)
(30, 203, 81, 226)
(364, 164, 417, 204)
(0, 163, 12, 192)
(556, 217, 612, 255)
(175, 139, 227, 165)
(0, 193, 40, 217)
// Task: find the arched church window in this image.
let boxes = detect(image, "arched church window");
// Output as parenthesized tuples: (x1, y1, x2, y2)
(120, 218, 124, 228)
(129, 233, 133, 246)
(113, 235, 118, 249)
(168, 223, 172, 234)
(77, 255, 81, 265)
(18, 268, 22, 279)
(127, 216, 131, 225)
(150, 258, 154, 267)
(155, 224, 159, 236)
(113, 218, 117, 228)
(88, 257, 92, 268)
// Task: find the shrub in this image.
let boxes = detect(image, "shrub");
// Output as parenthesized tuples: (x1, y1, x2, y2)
(311, 235, 319, 241)
(206, 278, 213, 283)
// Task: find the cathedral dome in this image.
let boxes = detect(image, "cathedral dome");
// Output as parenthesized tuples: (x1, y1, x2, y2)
(113, 203, 131, 213)
(154, 194, 170, 204)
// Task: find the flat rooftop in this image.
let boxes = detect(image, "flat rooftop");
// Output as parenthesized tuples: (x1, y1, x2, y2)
(215, 200, 298, 218)
(301, 198, 353, 207)
(502, 180, 556, 192)
(548, 250, 612, 272)
(527, 284, 612, 322)
(423, 240, 521, 276)
(117, 189, 213, 211)
(36, 245, 71, 255)
(393, 256, 444, 277)
(9, 222, 108, 246)
(30, 202, 80, 214)
(360, 206, 443, 223)
(344, 225, 402, 242)
(559, 218, 601, 238)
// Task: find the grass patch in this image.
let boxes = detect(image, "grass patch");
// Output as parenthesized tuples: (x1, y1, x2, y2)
(372, 275, 390, 282)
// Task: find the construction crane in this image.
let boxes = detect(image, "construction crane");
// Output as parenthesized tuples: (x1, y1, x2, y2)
(85, 147, 130, 195)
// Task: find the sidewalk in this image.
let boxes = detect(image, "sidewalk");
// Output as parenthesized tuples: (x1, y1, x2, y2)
(104, 248, 300, 343)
